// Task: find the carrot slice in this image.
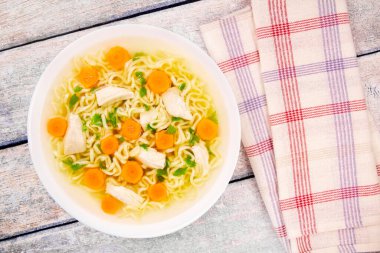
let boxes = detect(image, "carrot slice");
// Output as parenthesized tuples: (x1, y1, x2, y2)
(121, 161, 143, 184)
(83, 168, 105, 190)
(47, 117, 68, 137)
(101, 194, 123, 214)
(196, 118, 218, 141)
(105, 46, 131, 70)
(148, 183, 168, 202)
(120, 118, 142, 141)
(77, 66, 99, 88)
(147, 70, 171, 94)
(155, 130, 174, 150)
(100, 135, 119, 155)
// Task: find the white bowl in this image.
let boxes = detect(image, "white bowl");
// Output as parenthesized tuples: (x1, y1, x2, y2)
(28, 24, 241, 238)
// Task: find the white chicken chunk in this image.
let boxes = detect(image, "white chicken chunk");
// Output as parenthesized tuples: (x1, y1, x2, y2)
(162, 87, 192, 120)
(136, 147, 166, 169)
(95, 86, 134, 106)
(192, 142, 210, 176)
(63, 114, 86, 155)
(106, 183, 143, 208)
(139, 109, 158, 129)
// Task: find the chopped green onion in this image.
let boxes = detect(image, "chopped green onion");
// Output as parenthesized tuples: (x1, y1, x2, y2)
(189, 128, 200, 145)
(99, 161, 107, 170)
(146, 124, 156, 133)
(91, 113, 103, 126)
(107, 110, 118, 128)
(135, 71, 143, 78)
(118, 137, 125, 143)
(172, 116, 182, 122)
(62, 157, 85, 171)
(208, 111, 218, 124)
(139, 86, 147, 97)
(166, 125, 177, 134)
(140, 143, 149, 150)
(139, 77, 147, 85)
(73, 86, 83, 93)
(143, 104, 150, 111)
(132, 52, 145, 61)
(69, 94, 79, 109)
(173, 167, 187, 176)
(184, 155, 196, 167)
(178, 83, 186, 91)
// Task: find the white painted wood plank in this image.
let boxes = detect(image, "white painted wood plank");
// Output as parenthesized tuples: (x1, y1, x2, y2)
(0, 143, 251, 239)
(0, 0, 187, 50)
(0, 0, 250, 147)
(0, 179, 283, 253)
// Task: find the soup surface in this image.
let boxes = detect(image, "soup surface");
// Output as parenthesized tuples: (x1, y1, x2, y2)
(47, 45, 220, 218)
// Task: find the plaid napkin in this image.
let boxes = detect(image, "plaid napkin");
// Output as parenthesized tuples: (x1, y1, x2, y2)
(200, 1, 380, 252)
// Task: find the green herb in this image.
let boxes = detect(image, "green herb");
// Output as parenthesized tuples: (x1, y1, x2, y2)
(178, 83, 186, 91)
(118, 137, 125, 143)
(71, 163, 86, 171)
(189, 128, 200, 145)
(62, 157, 85, 171)
(143, 104, 150, 111)
(69, 94, 79, 109)
(95, 133, 101, 140)
(99, 161, 107, 170)
(90, 87, 96, 93)
(184, 155, 196, 167)
(139, 86, 147, 97)
(166, 125, 177, 134)
(208, 111, 218, 124)
(139, 77, 147, 85)
(172, 116, 181, 122)
(140, 143, 149, 150)
(173, 167, 187, 176)
(135, 71, 143, 78)
(91, 113, 103, 126)
(97, 143, 101, 151)
(157, 159, 170, 181)
(82, 124, 88, 132)
(108, 110, 118, 128)
(132, 52, 145, 61)
(73, 86, 83, 93)
(157, 175, 165, 182)
(146, 124, 156, 133)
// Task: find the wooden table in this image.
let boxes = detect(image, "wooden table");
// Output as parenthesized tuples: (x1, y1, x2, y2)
(1, 0, 379, 252)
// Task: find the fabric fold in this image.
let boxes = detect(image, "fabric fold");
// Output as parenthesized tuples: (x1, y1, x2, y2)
(200, 1, 380, 252)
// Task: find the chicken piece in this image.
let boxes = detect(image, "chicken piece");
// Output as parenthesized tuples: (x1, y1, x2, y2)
(106, 183, 143, 208)
(162, 88, 192, 120)
(136, 147, 166, 169)
(191, 142, 210, 175)
(63, 114, 86, 155)
(95, 86, 134, 106)
(139, 109, 158, 129)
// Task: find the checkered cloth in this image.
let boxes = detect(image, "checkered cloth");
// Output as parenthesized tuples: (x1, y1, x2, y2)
(200, 0, 380, 252)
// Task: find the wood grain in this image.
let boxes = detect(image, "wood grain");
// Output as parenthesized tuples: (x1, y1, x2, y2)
(0, 0, 249, 147)
(0, 0, 188, 50)
(0, 0, 380, 146)
(0, 179, 283, 253)
(0, 143, 251, 240)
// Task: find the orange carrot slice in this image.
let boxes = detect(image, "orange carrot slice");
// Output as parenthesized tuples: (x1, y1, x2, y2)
(147, 70, 171, 94)
(77, 66, 99, 88)
(100, 135, 119, 155)
(196, 118, 218, 141)
(148, 183, 168, 202)
(105, 46, 131, 70)
(47, 117, 68, 137)
(121, 161, 143, 184)
(101, 194, 123, 214)
(83, 168, 105, 190)
(120, 118, 142, 141)
(155, 130, 174, 150)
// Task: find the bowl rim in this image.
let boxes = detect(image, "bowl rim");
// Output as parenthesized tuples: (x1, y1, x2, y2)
(27, 24, 241, 238)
